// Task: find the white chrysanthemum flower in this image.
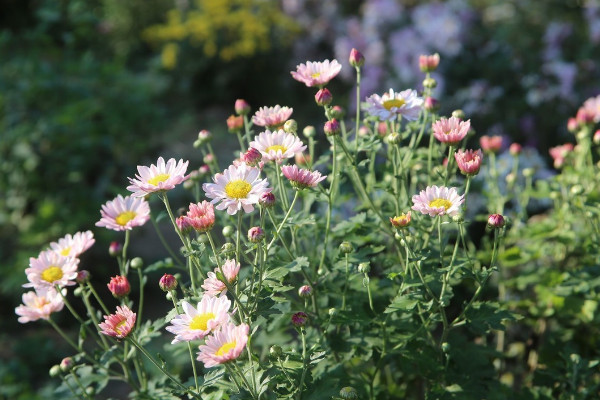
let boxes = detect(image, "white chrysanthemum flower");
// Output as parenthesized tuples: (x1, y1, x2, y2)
(127, 157, 189, 197)
(363, 88, 423, 121)
(96, 195, 151, 231)
(411, 185, 464, 217)
(48, 231, 95, 258)
(23, 250, 79, 290)
(202, 164, 271, 215)
(166, 296, 231, 343)
(249, 129, 307, 163)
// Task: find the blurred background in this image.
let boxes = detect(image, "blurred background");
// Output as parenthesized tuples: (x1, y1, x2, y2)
(1, 0, 599, 397)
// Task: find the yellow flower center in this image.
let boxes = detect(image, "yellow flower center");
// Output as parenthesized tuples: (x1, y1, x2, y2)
(41, 266, 63, 283)
(34, 297, 50, 309)
(115, 319, 128, 335)
(428, 198, 452, 210)
(266, 144, 287, 154)
(116, 211, 137, 226)
(225, 180, 252, 199)
(60, 247, 72, 256)
(383, 99, 405, 110)
(189, 312, 216, 331)
(311, 72, 321, 78)
(147, 173, 170, 186)
(216, 340, 237, 356)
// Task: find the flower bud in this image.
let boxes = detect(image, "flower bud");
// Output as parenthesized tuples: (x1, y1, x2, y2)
(390, 212, 411, 229)
(386, 132, 401, 145)
(567, 117, 578, 132)
(480, 135, 503, 153)
(452, 214, 464, 223)
(505, 173, 516, 185)
(339, 241, 354, 254)
(60, 357, 74, 372)
(221, 242, 235, 255)
(324, 119, 341, 136)
(487, 214, 505, 229)
(419, 53, 440, 72)
(107, 275, 130, 298)
(298, 285, 312, 298)
(315, 88, 333, 106)
(193, 139, 202, 148)
(248, 226, 265, 243)
(358, 125, 369, 137)
(424, 96, 439, 112)
(241, 147, 262, 167)
(339, 386, 359, 400)
(291, 311, 308, 327)
(349, 48, 365, 68)
(259, 192, 276, 208)
(358, 262, 370, 274)
(441, 342, 451, 353)
(222, 225, 234, 237)
(198, 165, 210, 176)
(328, 307, 337, 316)
(303, 125, 316, 138)
(176, 215, 193, 234)
(159, 274, 178, 292)
(227, 114, 244, 133)
(234, 99, 251, 115)
(284, 119, 298, 134)
(109, 241, 122, 257)
(522, 167, 535, 177)
(451, 109, 465, 120)
(509, 143, 522, 155)
(197, 129, 212, 144)
(423, 77, 437, 89)
(203, 153, 214, 164)
(329, 105, 345, 119)
(85, 387, 96, 397)
(49, 365, 61, 378)
(73, 287, 83, 297)
(76, 270, 91, 284)
(270, 345, 283, 358)
(131, 257, 143, 269)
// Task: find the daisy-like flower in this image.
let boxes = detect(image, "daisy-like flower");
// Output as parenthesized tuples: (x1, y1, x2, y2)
(49, 231, 95, 258)
(291, 59, 342, 87)
(202, 259, 240, 297)
(183, 201, 215, 232)
(411, 186, 464, 217)
(364, 89, 424, 122)
(454, 149, 483, 176)
(96, 195, 150, 231)
(203, 164, 271, 215)
(165, 296, 231, 343)
(23, 250, 79, 290)
(197, 323, 249, 368)
(252, 105, 293, 128)
(432, 116, 471, 145)
(99, 305, 136, 339)
(281, 165, 327, 189)
(249, 129, 307, 163)
(127, 157, 189, 197)
(15, 290, 64, 323)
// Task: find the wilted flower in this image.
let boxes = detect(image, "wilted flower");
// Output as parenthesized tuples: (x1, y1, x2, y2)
(126, 157, 189, 197)
(15, 290, 64, 323)
(49, 231, 95, 258)
(432, 116, 470, 145)
(99, 305, 136, 339)
(454, 149, 483, 176)
(166, 296, 231, 343)
(96, 195, 151, 231)
(107, 276, 130, 298)
(23, 250, 79, 291)
(281, 165, 327, 189)
(291, 59, 342, 87)
(411, 186, 464, 217)
(159, 274, 178, 292)
(252, 105, 293, 128)
(364, 89, 423, 122)
(480, 135, 503, 153)
(197, 323, 249, 368)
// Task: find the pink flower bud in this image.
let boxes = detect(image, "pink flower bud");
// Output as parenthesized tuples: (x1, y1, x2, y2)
(419, 53, 440, 72)
(198, 165, 210, 176)
(203, 153, 214, 164)
(159, 274, 178, 292)
(454, 149, 483, 176)
(424, 96, 439, 112)
(292, 311, 309, 327)
(349, 48, 365, 68)
(567, 117, 578, 132)
(227, 114, 244, 132)
(198, 129, 212, 143)
(329, 105, 345, 119)
(487, 214, 505, 229)
(509, 143, 522, 155)
(60, 357, 74, 372)
(259, 192, 276, 208)
(176, 216, 193, 234)
(298, 285, 312, 298)
(109, 241, 122, 257)
(377, 121, 387, 137)
(235, 99, 251, 115)
(358, 125, 369, 137)
(248, 226, 265, 243)
(76, 270, 91, 284)
(242, 147, 262, 167)
(315, 88, 333, 106)
(480, 135, 503, 153)
(576, 107, 594, 125)
(324, 119, 341, 136)
(390, 212, 411, 229)
(107, 275, 130, 298)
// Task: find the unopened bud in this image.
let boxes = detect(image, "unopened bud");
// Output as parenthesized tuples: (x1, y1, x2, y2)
(259, 192, 276, 208)
(197, 129, 212, 144)
(505, 173, 516, 185)
(324, 119, 341, 136)
(221, 242, 235, 255)
(73, 287, 83, 297)
(339, 386, 359, 400)
(203, 153, 214, 164)
(60, 357, 74, 372)
(107, 275, 130, 298)
(131, 257, 143, 269)
(328, 307, 337, 316)
(349, 48, 365, 68)
(419, 53, 440, 73)
(424, 96, 439, 112)
(76, 270, 90, 284)
(315, 89, 333, 106)
(49, 365, 61, 378)
(303, 125, 316, 138)
(234, 99, 251, 116)
(284, 119, 298, 134)
(109, 241, 122, 257)
(270, 345, 283, 358)
(522, 168, 535, 178)
(509, 143, 522, 155)
(386, 132, 401, 145)
(298, 285, 312, 298)
(227, 114, 244, 133)
(452, 109, 465, 120)
(248, 226, 265, 243)
(423, 77, 437, 89)
(358, 262, 370, 274)
(291, 311, 308, 327)
(339, 241, 353, 254)
(330, 105, 345, 119)
(222, 226, 234, 237)
(159, 274, 178, 292)
(487, 214, 505, 229)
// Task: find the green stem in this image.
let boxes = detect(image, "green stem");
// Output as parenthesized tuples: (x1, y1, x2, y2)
(170, 291, 199, 393)
(236, 212, 243, 264)
(444, 145, 455, 187)
(354, 66, 361, 167)
(136, 267, 144, 330)
(87, 281, 110, 315)
(296, 327, 308, 400)
(341, 253, 350, 311)
(275, 162, 290, 210)
(68, 368, 94, 400)
(266, 191, 299, 252)
(150, 216, 184, 266)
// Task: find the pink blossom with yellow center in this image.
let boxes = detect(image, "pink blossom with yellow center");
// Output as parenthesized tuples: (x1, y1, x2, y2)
(432, 116, 470, 145)
(96, 194, 150, 231)
(99, 305, 136, 339)
(197, 323, 249, 368)
(23, 250, 79, 291)
(290, 59, 342, 87)
(411, 186, 464, 217)
(15, 290, 64, 323)
(166, 295, 231, 343)
(252, 105, 293, 128)
(127, 157, 189, 197)
(454, 149, 483, 176)
(48, 231, 95, 258)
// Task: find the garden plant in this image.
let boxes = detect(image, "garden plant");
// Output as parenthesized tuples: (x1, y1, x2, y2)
(14, 48, 600, 400)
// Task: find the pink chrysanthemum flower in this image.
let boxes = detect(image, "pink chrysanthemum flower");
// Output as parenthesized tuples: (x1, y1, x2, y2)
(15, 290, 64, 323)
(479, 135, 503, 153)
(249, 129, 307, 163)
(165, 296, 231, 344)
(183, 201, 215, 232)
(197, 323, 249, 368)
(99, 305, 136, 339)
(127, 157, 190, 197)
(364, 89, 423, 122)
(49, 231, 95, 258)
(107, 275, 131, 298)
(432, 116, 471, 145)
(201, 259, 240, 297)
(252, 105, 293, 128)
(202, 164, 271, 215)
(281, 165, 327, 189)
(23, 250, 79, 290)
(411, 186, 464, 217)
(454, 149, 483, 176)
(96, 195, 151, 231)
(290, 59, 342, 87)
(549, 143, 574, 168)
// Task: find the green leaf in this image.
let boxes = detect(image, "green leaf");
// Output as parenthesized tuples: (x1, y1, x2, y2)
(384, 294, 419, 313)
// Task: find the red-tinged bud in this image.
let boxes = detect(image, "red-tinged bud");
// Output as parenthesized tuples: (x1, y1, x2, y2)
(349, 48, 365, 68)
(198, 129, 212, 143)
(487, 214, 506, 229)
(324, 119, 341, 136)
(509, 143, 522, 155)
(315, 88, 333, 106)
(198, 165, 210, 176)
(234, 99, 251, 116)
(242, 147, 262, 167)
(480, 135, 503, 153)
(298, 285, 312, 298)
(247, 226, 265, 243)
(329, 105, 345, 119)
(60, 357, 74, 372)
(567, 117, 578, 132)
(259, 192, 276, 208)
(227, 114, 244, 132)
(159, 274, 178, 292)
(76, 270, 91, 284)
(291, 311, 309, 327)
(107, 275, 130, 298)
(419, 53, 440, 72)
(109, 241, 122, 257)
(390, 212, 411, 229)
(424, 96, 439, 112)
